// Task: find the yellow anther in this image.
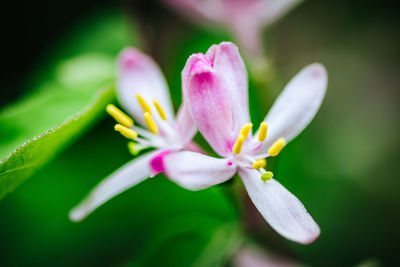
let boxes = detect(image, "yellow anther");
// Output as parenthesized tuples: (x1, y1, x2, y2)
(144, 112, 158, 135)
(252, 158, 267, 169)
(106, 104, 133, 128)
(153, 100, 167, 121)
(233, 135, 245, 154)
(258, 122, 268, 142)
(261, 171, 274, 182)
(136, 94, 151, 114)
(240, 123, 253, 139)
(128, 142, 140, 156)
(268, 137, 287, 157)
(114, 124, 138, 140)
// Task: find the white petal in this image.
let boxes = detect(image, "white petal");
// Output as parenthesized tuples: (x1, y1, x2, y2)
(175, 103, 197, 146)
(117, 48, 174, 126)
(253, 63, 327, 154)
(69, 153, 153, 222)
(164, 151, 237, 190)
(239, 168, 320, 244)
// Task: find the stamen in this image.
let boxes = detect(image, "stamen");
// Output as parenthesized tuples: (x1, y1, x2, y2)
(252, 158, 267, 169)
(258, 122, 268, 142)
(144, 112, 159, 135)
(136, 94, 151, 114)
(233, 135, 245, 154)
(240, 123, 253, 139)
(114, 124, 138, 139)
(106, 104, 133, 128)
(268, 137, 287, 157)
(153, 100, 167, 121)
(261, 171, 274, 182)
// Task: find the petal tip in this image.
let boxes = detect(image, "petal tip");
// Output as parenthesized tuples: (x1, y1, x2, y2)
(189, 57, 212, 74)
(307, 63, 327, 80)
(69, 208, 87, 222)
(217, 41, 239, 51)
(291, 221, 321, 245)
(119, 47, 146, 70)
(299, 230, 321, 245)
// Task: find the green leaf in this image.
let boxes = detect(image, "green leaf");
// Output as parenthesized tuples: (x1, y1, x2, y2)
(0, 122, 240, 266)
(125, 214, 243, 267)
(0, 10, 137, 200)
(0, 84, 115, 200)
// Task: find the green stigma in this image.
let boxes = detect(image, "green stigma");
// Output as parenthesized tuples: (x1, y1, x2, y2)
(128, 142, 140, 156)
(261, 171, 273, 182)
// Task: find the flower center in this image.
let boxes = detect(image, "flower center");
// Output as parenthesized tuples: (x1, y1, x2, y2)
(106, 95, 182, 154)
(231, 122, 287, 182)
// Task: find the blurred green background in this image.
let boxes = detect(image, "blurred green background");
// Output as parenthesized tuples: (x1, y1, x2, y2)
(0, 0, 399, 266)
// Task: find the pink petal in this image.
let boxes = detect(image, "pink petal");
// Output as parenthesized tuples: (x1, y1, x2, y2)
(117, 48, 174, 126)
(206, 42, 250, 133)
(239, 168, 320, 244)
(164, 151, 237, 190)
(181, 53, 208, 98)
(185, 57, 236, 156)
(252, 63, 327, 155)
(69, 152, 154, 222)
(149, 150, 173, 176)
(183, 141, 205, 154)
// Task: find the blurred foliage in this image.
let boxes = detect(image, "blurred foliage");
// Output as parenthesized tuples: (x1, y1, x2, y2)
(0, 0, 399, 266)
(149, 0, 399, 266)
(0, 119, 239, 266)
(125, 215, 242, 266)
(0, 5, 242, 267)
(0, 11, 135, 200)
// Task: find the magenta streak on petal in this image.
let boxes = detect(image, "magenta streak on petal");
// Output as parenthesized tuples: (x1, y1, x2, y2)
(251, 143, 263, 153)
(225, 140, 235, 154)
(186, 59, 236, 156)
(149, 150, 173, 176)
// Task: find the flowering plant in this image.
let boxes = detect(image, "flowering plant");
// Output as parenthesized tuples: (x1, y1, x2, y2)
(70, 41, 327, 245)
(70, 48, 199, 221)
(160, 42, 327, 244)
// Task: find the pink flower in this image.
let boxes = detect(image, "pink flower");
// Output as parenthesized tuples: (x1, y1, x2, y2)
(161, 42, 327, 244)
(69, 48, 198, 221)
(163, 0, 301, 70)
